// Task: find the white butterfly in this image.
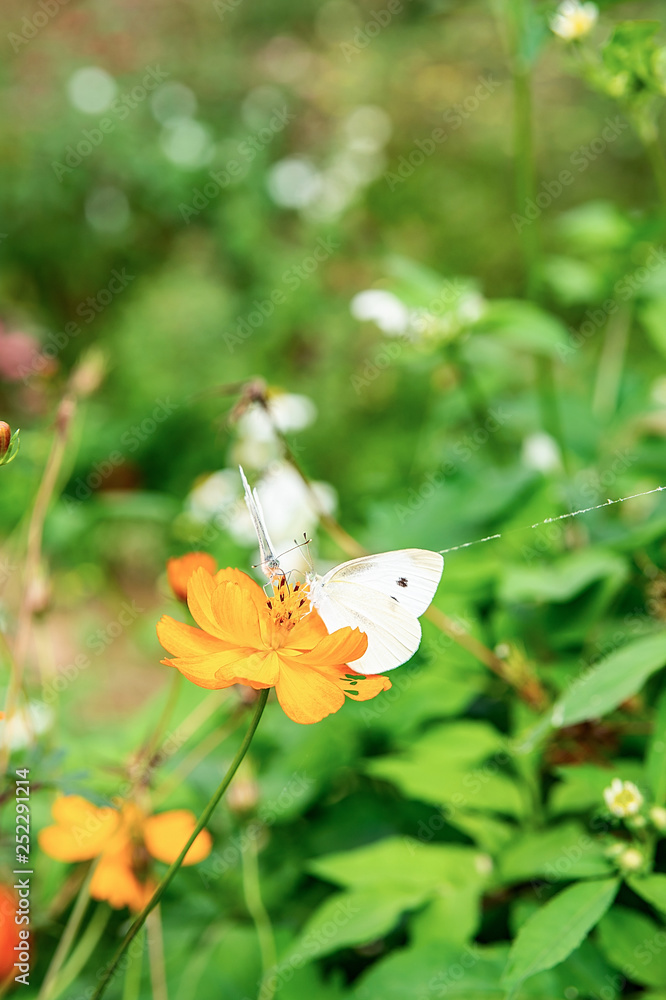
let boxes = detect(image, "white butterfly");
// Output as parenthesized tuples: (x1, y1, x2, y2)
(307, 549, 444, 674)
(240, 467, 444, 675)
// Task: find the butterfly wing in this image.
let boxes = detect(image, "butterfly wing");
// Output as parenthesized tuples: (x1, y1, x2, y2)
(239, 466, 283, 581)
(310, 549, 444, 674)
(312, 582, 423, 674)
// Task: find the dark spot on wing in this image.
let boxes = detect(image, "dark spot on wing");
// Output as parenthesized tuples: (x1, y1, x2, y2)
(397, 577, 408, 588)
(390, 595, 398, 601)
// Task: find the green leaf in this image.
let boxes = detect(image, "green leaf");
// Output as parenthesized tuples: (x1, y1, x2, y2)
(499, 822, 612, 883)
(499, 549, 627, 605)
(549, 761, 645, 816)
(647, 688, 666, 804)
(308, 838, 488, 894)
(410, 885, 483, 947)
(353, 942, 506, 1000)
(552, 630, 666, 728)
(501, 878, 619, 991)
(597, 905, 666, 987)
(447, 811, 517, 853)
(475, 300, 569, 357)
(366, 721, 526, 818)
(640, 299, 666, 358)
(628, 874, 666, 916)
(602, 21, 662, 92)
(286, 888, 426, 962)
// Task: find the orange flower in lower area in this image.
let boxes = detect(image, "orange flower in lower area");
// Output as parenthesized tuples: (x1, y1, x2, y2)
(0, 884, 21, 982)
(167, 552, 217, 603)
(157, 567, 391, 725)
(39, 796, 212, 911)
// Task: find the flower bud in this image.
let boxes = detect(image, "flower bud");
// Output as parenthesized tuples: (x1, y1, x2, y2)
(0, 423, 20, 466)
(650, 805, 666, 831)
(166, 552, 217, 603)
(617, 847, 644, 873)
(0, 422, 10, 457)
(227, 777, 260, 815)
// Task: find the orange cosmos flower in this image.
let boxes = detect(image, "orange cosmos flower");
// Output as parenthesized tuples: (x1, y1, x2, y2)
(167, 551, 217, 603)
(39, 796, 212, 911)
(0, 884, 21, 982)
(157, 567, 391, 725)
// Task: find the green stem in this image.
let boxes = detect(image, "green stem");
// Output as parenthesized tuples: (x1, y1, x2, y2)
(121, 926, 144, 1000)
(147, 907, 168, 1000)
(592, 305, 632, 420)
(90, 689, 269, 1000)
(49, 904, 111, 999)
(142, 671, 182, 766)
(535, 356, 571, 477)
(241, 827, 277, 1000)
(643, 134, 666, 217)
(38, 863, 95, 1000)
(513, 61, 540, 300)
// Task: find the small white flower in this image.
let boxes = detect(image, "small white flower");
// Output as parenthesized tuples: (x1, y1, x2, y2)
(186, 469, 240, 523)
(550, 1, 598, 41)
(0, 702, 53, 751)
(521, 432, 562, 473)
(236, 392, 316, 443)
(604, 778, 644, 817)
(351, 290, 410, 336)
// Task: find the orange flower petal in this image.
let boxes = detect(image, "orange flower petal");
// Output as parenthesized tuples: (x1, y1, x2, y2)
(186, 569, 235, 642)
(39, 796, 121, 862)
(210, 580, 263, 648)
(161, 659, 243, 690)
(274, 656, 346, 724)
(291, 627, 368, 667)
(143, 810, 212, 866)
(157, 615, 231, 659)
(334, 668, 392, 702)
(162, 645, 276, 685)
(90, 848, 151, 911)
(167, 552, 217, 603)
(285, 607, 328, 650)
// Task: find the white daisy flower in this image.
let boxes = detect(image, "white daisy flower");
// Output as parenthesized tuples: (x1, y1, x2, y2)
(603, 778, 644, 817)
(550, 1, 598, 41)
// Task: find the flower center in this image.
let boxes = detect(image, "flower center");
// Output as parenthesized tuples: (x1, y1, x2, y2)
(264, 576, 310, 631)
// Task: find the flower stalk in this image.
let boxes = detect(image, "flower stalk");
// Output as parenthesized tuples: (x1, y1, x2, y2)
(89, 689, 269, 1000)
